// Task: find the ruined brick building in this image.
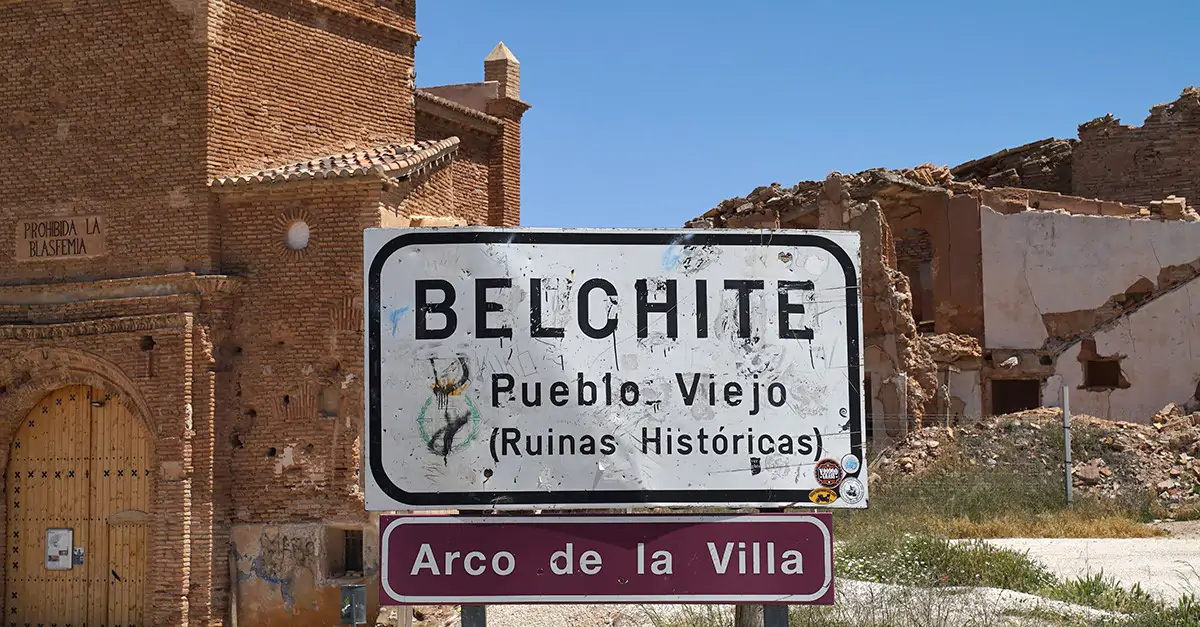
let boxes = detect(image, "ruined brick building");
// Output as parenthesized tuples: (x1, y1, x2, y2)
(0, 0, 527, 624)
(690, 87, 1200, 444)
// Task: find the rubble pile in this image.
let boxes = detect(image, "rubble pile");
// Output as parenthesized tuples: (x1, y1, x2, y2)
(874, 402, 1200, 513)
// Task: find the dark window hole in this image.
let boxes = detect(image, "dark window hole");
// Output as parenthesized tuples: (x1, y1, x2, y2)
(1085, 360, 1122, 389)
(140, 336, 156, 351)
(266, 447, 277, 458)
(1039, 355, 1053, 366)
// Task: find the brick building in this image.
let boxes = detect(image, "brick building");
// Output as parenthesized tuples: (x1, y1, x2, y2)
(0, 1, 528, 624)
(690, 88, 1200, 442)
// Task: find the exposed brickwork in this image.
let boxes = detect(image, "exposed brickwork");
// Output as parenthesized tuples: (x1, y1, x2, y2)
(487, 99, 529, 227)
(208, 0, 417, 177)
(0, 0, 212, 285)
(1073, 87, 1200, 205)
(383, 166, 462, 224)
(952, 138, 1075, 193)
(1, 1, 526, 623)
(895, 235, 933, 266)
(956, 87, 1200, 206)
(218, 181, 375, 526)
(415, 110, 494, 224)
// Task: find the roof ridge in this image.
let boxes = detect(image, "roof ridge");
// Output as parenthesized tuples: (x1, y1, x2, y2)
(415, 89, 504, 126)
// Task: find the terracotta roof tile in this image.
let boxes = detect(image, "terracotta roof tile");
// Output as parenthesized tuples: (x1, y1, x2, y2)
(209, 137, 460, 188)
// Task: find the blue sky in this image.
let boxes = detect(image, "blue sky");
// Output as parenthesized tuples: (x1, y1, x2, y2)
(415, 1, 1199, 229)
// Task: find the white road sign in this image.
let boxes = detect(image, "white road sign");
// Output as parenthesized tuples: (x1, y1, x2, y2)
(364, 228, 866, 510)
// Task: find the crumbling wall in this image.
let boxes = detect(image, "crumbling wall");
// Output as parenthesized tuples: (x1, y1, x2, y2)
(232, 522, 382, 626)
(1043, 278, 1200, 421)
(980, 204, 1200, 422)
(980, 205, 1200, 350)
(1074, 87, 1200, 206)
(980, 187, 1146, 218)
(952, 138, 1076, 194)
(688, 171, 952, 435)
(924, 333, 984, 424)
(856, 205, 937, 436)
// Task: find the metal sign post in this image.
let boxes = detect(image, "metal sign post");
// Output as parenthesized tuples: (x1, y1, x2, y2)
(764, 604, 789, 627)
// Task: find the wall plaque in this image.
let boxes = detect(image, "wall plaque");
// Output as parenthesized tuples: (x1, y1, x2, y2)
(16, 216, 106, 261)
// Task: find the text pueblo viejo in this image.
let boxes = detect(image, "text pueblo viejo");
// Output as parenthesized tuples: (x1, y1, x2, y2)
(411, 276, 839, 464)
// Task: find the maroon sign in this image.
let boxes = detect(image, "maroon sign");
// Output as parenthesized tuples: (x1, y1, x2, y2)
(380, 514, 834, 604)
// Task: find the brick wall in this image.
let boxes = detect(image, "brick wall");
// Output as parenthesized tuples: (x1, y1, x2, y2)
(312, 0, 416, 33)
(0, 313, 219, 625)
(217, 180, 376, 524)
(1073, 88, 1200, 205)
(895, 234, 933, 266)
(208, 0, 417, 178)
(415, 109, 495, 225)
(486, 100, 528, 227)
(0, 0, 212, 285)
(381, 166, 463, 223)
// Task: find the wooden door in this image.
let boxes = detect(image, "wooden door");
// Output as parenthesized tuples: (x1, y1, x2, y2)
(5, 385, 151, 626)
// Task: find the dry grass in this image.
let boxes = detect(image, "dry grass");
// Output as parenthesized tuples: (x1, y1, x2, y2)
(942, 509, 1165, 539)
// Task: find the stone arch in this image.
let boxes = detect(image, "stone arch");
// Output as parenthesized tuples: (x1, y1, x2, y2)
(0, 347, 156, 459)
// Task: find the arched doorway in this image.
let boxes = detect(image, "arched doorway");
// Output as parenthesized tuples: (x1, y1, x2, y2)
(6, 385, 151, 625)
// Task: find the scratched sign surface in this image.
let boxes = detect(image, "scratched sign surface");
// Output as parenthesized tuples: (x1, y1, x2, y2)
(364, 228, 866, 510)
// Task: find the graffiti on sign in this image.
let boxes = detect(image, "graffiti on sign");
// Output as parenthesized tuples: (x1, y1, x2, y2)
(365, 229, 867, 510)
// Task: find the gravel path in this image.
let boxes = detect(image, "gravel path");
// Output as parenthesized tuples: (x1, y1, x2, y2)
(412, 580, 1122, 627)
(984, 524, 1200, 603)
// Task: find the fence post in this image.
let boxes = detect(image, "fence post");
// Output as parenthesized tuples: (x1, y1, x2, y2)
(1063, 387, 1073, 505)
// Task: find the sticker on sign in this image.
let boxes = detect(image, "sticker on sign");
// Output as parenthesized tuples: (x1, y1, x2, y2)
(364, 228, 866, 510)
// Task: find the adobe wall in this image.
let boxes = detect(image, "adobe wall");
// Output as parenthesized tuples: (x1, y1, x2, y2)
(980, 206, 1200, 422)
(1044, 279, 1200, 421)
(208, 0, 417, 178)
(1073, 87, 1200, 206)
(0, 0, 213, 284)
(980, 207, 1200, 350)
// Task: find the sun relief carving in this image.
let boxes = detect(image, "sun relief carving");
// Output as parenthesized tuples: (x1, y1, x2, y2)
(274, 208, 314, 260)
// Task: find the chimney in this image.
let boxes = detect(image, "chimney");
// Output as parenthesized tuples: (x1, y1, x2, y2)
(484, 42, 520, 101)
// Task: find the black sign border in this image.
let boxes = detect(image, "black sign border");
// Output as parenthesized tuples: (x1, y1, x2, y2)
(367, 230, 863, 508)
